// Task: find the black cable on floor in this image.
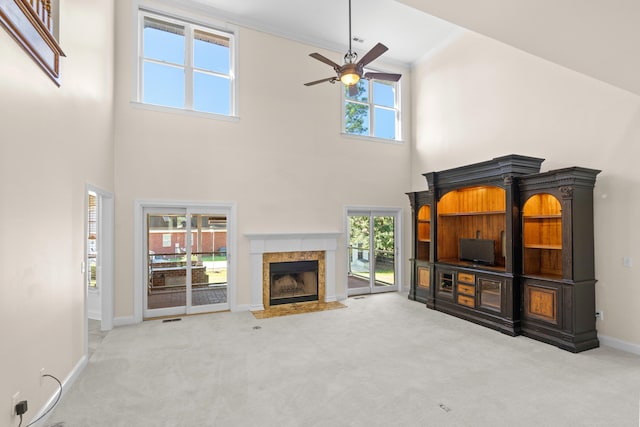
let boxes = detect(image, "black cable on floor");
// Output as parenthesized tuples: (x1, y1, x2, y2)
(25, 374, 62, 427)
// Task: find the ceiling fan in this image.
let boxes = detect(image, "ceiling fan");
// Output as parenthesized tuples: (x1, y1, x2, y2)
(304, 0, 402, 96)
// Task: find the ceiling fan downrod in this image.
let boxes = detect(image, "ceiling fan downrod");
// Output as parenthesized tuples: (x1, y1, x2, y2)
(344, 0, 357, 64)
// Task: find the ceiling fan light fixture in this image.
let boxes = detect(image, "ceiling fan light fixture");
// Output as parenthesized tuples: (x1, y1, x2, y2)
(340, 72, 360, 86)
(304, 0, 401, 90)
(340, 62, 360, 85)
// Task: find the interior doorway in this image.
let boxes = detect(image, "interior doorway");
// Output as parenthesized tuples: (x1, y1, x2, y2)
(85, 186, 114, 332)
(347, 209, 401, 296)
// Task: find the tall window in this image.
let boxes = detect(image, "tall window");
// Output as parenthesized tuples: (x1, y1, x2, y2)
(343, 77, 400, 141)
(139, 11, 235, 116)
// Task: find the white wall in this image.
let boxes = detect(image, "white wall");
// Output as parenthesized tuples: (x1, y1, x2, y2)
(0, 1, 115, 425)
(411, 31, 640, 349)
(112, 1, 412, 319)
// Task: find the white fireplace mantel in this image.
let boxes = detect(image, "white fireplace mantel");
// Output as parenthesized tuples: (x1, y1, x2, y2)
(245, 232, 341, 311)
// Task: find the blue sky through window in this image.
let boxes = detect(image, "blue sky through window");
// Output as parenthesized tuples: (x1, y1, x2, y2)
(142, 16, 232, 115)
(345, 77, 398, 140)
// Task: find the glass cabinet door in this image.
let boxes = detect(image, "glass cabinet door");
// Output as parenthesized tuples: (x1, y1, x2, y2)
(479, 278, 501, 311)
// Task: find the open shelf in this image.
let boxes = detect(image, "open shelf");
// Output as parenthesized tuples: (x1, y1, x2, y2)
(524, 244, 562, 250)
(522, 193, 563, 277)
(416, 205, 431, 262)
(439, 211, 505, 217)
(437, 186, 506, 266)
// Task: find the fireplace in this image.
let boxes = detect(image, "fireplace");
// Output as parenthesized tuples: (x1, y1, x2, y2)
(262, 250, 325, 309)
(269, 260, 319, 306)
(246, 232, 341, 312)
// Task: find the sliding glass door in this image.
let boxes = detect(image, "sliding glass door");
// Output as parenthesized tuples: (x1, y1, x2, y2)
(347, 210, 399, 296)
(144, 207, 228, 318)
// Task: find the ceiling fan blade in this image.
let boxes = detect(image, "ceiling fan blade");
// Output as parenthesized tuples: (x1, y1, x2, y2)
(363, 72, 402, 82)
(348, 84, 359, 97)
(304, 77, 337, 86)
(309, 53, 341, 70)
(356, 42, 388, 67)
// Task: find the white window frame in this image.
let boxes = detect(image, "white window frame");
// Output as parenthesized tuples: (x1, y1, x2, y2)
(341, 74, 402, 142)
(135, 8, 238, 118)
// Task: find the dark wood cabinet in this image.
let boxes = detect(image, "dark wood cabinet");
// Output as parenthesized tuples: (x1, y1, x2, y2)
(407, 190, 434, 305)
(407, 156, 600, 352)
(519, 167, 600, 352)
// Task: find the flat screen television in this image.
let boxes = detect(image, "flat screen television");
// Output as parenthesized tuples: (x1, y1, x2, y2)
(459, 238, 495, 265)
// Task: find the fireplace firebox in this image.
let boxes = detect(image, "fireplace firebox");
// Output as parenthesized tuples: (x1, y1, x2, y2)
(269, 260, 319, 306)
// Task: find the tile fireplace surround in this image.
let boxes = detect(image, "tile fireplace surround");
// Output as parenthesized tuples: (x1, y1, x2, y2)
(245, 233, 341, 311)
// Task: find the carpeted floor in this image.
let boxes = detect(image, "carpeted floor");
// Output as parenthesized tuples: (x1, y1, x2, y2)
(45, 292, 640, 427)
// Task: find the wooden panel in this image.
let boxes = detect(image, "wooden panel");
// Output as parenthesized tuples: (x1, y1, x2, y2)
(523, 193, 561, 216)
(417, 266, 430, 289)
(438, 186, 506, 214)
(458, 272, 475, 283)
(524, 248, 562, 277)
(417, 221, 430, 242)
(436, 216, 460, 260)
(523, 218, 562, 247)
(417, 205, 431, 221)
(458, 283, 474, 296)
(525, 284, 558, 324)
(457, 295, 475, 307)
(417, 241, 430, 261)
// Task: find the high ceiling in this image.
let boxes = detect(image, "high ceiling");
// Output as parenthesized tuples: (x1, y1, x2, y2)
(187, 0, 640, 95)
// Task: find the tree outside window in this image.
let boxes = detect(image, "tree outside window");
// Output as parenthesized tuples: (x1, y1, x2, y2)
(344, 77, 400, 140)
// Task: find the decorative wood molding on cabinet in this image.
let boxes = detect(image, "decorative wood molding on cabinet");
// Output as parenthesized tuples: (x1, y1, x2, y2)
(0, 0, 65, 85)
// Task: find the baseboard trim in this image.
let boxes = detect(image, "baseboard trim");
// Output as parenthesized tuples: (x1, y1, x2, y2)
(28, 354, 88, 426)
(599, 334, 640, 356)
(233, 304, 250, 312)
(113, 315, 137, 327)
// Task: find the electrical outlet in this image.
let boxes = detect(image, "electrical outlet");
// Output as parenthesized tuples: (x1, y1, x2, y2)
(595, 311, 604, 320)
(11, 392, 19, 417)
(40, 368, 45, 384)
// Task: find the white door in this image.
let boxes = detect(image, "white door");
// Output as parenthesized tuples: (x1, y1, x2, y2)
(143, 206, 230, 319)
(347, 209, 401, 296)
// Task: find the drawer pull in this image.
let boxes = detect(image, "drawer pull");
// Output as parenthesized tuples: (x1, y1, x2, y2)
(458, 283, 475, 296)
(458, 295, 475, 307)
(458, 273, 475, 283)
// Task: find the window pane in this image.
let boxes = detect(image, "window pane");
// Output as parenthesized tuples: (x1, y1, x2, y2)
(345, 102, 370, 135)
(374, 107, 396, 139)
(143, 18, 185, 65)
(345, 80, 369, 102)
(194, 30, 230, 73)
(143, 62, 185, 108)
(373, 81, 395, 108)
(194, 72, 230, 115)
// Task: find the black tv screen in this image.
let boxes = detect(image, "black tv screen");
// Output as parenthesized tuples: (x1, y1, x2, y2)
(459, 238, 495, 265)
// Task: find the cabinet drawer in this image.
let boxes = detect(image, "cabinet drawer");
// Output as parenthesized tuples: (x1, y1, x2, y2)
(458, 272, 475, 284)
(457, 283, 475, 296)
(457, 295, 475, 308)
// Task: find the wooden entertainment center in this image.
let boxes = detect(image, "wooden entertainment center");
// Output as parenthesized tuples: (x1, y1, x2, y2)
(407, 155, 600, 352)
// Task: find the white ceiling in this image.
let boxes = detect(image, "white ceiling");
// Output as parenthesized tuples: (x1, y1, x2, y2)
(187, 0, 464, 66)
(187, 0, 640, 95)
